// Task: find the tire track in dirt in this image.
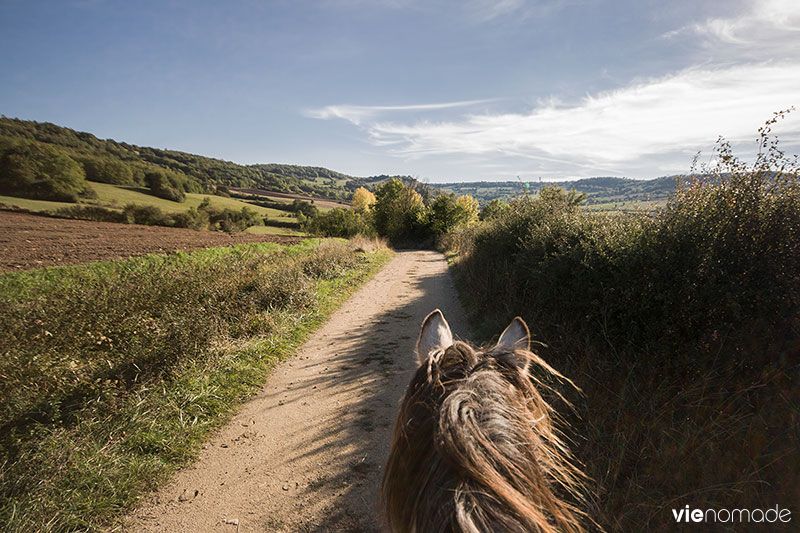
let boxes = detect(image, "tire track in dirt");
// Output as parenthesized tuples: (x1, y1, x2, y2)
(123, 250, 470, 532)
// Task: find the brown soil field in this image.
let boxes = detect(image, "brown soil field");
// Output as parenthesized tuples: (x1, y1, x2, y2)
(0, 211, 302, 273)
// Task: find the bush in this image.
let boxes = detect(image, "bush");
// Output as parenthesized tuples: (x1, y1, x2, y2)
(50, 205, 127, 223)
(197, 198, 262, 232)
(291, 199, 318, 218)
(304, 207, 373, 238)
(123, 204, 171, 226)
(444, 114, 800, 530)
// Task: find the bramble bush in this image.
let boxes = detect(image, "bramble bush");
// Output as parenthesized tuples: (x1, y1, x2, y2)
(445, 112, 800, 531)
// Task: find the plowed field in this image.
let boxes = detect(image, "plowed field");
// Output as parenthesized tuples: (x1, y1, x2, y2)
(0, 211, 301, 272)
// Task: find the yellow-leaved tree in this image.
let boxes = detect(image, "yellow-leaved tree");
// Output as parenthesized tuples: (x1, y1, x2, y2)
(455, 194, 479, 226)
(352, 186, 376, 213)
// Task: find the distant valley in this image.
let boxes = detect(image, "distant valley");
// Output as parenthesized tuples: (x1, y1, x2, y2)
(1, 116, 679, 211)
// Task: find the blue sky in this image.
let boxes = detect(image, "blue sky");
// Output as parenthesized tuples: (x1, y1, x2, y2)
(1, 0, 798, 181)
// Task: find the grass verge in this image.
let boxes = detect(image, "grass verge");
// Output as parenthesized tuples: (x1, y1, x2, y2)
(0, 239, 393, 532)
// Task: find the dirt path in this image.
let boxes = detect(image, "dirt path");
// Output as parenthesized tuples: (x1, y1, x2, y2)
(123, 250, 471, 532)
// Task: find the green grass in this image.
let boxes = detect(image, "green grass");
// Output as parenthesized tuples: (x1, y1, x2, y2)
(0, 194, 76, 212)
(0, 239, 393, 532)
(0, 183, 305, 235)
(245, 224, 307, 236)
(1, 184, 292, 218)
(89, 182, 290, 217)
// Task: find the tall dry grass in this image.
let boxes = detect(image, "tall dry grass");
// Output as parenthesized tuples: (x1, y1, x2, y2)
(0, 238, 392, 532)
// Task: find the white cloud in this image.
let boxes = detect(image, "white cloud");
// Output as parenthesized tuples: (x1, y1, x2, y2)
(303, 99, 495, 126)
(664, 0, 800, 60)
(307, 1, 800, 179)
(309, 62, 800, 178)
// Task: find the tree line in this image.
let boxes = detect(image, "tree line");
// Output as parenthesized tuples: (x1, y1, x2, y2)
(0, 116, 405, 201)
(302, 178, 482, 244)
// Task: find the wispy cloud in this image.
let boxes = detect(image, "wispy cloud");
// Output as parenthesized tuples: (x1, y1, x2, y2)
(663, 0, 800, 60)
(463, 0, 588, 23)
(304, 99, 496, 126)
(323, 0, 586, 24)
(309, 62, 800, 177)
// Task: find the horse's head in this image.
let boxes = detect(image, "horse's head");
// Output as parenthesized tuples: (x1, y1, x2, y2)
(381, 310, 587, 533)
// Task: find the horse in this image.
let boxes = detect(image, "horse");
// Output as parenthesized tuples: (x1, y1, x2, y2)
(381, 309, 588, 532)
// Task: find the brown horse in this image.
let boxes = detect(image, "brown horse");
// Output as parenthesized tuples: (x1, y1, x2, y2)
(381, 310, 588, 532)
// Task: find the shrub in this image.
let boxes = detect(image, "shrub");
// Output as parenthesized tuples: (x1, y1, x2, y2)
(198, 199, 262, 232)
(444, 114, 800, 530)
(304, 207, 373, 238)
(291, 199, 318, 218)
(50, 205, 127, 223)
(123, 204, 171, 226)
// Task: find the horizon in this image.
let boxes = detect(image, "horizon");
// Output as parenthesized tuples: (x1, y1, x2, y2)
(1, 0, 799, 183)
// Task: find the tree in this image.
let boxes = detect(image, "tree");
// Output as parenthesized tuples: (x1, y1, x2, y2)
(373, 178, 425, 243)
(0, 139, 93, 202)
(352, 186, 376, 213)
(428, 193, 479, 235)
(291, 199, 318, 218)
(454, 194, 479, 225)
(480, 198, 507, 221)
(537, 186, 586, 208)
(145, 170, 186, 202)
(428, 193, 459, 235)
(78, 155, 134, 185)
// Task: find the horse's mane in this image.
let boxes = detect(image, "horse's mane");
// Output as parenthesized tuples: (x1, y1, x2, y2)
(381, 338, 588, 532)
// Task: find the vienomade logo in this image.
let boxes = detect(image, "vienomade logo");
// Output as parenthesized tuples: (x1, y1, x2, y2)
(672, 505, 792, 525)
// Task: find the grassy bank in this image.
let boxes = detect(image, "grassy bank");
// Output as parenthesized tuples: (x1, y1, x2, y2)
(0, 238, 392, 532)
(443, 136, 799, 530)
(0, 182, 305, 234)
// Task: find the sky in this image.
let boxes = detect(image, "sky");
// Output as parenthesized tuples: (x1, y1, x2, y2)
(1, 0, 798, 182)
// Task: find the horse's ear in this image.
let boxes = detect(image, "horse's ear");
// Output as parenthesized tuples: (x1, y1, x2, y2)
(495, 317, 532, 372)
(496, 316, 531, 352)
(416, 309, 453, 365)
